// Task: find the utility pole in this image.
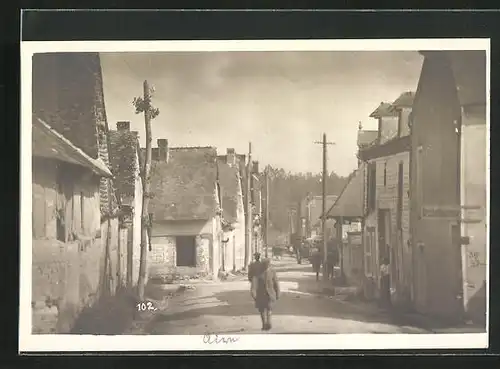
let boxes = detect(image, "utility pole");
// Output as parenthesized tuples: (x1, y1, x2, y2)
(133, 80, 160, 301)
(314, 133, 335, 282)
(244, 142, 252, 268)
(264, 166, 270, 258)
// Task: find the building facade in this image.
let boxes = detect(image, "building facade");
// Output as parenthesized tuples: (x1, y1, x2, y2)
(217, 149, 247, 273)
(147, 142, 222, 281)
(359, 96, 413, 308)
(410, 50, 487, 324)
(31, 52, 120, 333)
(109, 121, 144, 288)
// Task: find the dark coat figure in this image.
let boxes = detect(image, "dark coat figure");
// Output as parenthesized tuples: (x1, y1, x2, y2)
(248, 252, 262, 282)
(310, 249, 322, 281)
(326, 240, 340, 280)
(379, 257, 391, 308)
(251, 258, 280, 331)
(326, 249, 336, 280)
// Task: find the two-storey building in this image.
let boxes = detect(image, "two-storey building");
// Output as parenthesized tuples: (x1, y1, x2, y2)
(358, 93, 414, 308)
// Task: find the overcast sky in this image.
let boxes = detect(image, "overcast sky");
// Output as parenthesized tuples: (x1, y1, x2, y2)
(100, 51, 423, 177)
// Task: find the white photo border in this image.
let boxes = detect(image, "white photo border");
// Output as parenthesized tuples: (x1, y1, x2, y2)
(20, 38, 490, 352)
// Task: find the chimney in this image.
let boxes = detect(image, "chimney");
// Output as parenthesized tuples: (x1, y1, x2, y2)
(157, 139, 169, 162)
(252, 160, 259, 174)
(117, 121, 130, 132)
(226, 148, 236, 166)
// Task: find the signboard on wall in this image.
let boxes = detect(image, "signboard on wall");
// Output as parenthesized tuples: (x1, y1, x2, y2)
(461, 205, 484, 223)
(348, 232, 362, 245)
(421, 205, 461, 219)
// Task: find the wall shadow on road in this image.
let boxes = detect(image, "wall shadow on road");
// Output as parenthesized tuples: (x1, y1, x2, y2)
(147, 286, 426, 334)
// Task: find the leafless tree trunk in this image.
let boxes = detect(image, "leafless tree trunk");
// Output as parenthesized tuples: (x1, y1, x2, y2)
(134, 80, 160, 301)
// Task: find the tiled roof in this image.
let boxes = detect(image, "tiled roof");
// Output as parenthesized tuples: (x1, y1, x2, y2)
(32, 53, 103, 160)
(324, 164, 364, 219)
(369, 102, 399, 118)
(148, 147, 218, 221)
(32, 116, 112, 178)
(391, 91, 415, 108)
(357, 130, 378, 148)
(108, 130, 140, 202)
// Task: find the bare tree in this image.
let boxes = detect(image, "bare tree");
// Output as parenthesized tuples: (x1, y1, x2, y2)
(133, 80, 160, 301)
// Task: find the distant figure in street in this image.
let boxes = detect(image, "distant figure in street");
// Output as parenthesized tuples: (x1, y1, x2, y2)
(295, 240, 305, 264)
(326, 245, 339, 280)
(251, 258, 280, 331)
(248, 252, 262, 282)
(310, 248, 322, 281)
(379, 257, 391, 308)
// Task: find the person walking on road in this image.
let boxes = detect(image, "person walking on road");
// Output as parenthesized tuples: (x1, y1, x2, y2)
(379, 256, 391, 308)
(326, 245, 339, 281)
(310, 248, 322, 281)
(248, 252, 262, 282)
(251, 258, 280, 331)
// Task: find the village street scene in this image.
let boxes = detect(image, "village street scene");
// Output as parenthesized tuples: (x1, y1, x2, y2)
(29, 48, 487, 337)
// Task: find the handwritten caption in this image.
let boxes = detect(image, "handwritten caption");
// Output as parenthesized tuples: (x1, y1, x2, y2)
(203, 334, 240, 345)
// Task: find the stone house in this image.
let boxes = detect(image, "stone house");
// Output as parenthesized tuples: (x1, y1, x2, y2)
(108, 121, 143, 288)
(409, 51, 487, 325)
(32, 117, 113, 334)
(216, 149, 246, 272)
(31, 52, 121, 333)
(147, 141, 223, 281)
(358, 94, 413, 309)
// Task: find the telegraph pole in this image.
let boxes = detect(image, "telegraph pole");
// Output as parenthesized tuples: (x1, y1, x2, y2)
(264, 166, 270, 258)
(244, 142, 252, 268)
(314, 133, 335, 282)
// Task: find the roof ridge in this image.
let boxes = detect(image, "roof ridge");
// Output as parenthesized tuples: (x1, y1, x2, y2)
(169, 146, 216, 150)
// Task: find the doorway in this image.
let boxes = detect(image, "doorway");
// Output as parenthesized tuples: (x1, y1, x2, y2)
(378, 209, 391, 262)
(176, 236, 197, 267)
(378, 209, 391, 305)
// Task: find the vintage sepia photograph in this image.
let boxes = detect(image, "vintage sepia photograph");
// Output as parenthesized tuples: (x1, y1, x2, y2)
(20, 39, 489, 351)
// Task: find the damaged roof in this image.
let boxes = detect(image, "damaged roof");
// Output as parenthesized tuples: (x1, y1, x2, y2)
(391, 91, 416, 108)
(32, 116, 112, 177)
(369, 102, 399, 118)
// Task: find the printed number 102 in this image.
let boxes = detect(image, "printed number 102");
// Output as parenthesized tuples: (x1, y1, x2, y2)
(137, 301, 156, 311)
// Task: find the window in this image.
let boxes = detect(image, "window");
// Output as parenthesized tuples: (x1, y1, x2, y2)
(383, 162, 387, 187)
(80, 191, 85, 233)
(367, 163, 376, 212)
(397, 162, 404, 230)
(176, 236, 197, 267)
(56, 208, 65, 242)
(56, 179, 66, 242)
(399, 108, 412, 137)
(380, 116, 399, 144)
(416, 146, 424, 208)
(364, 227, 376, 276)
